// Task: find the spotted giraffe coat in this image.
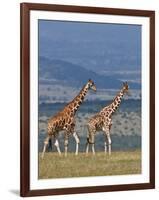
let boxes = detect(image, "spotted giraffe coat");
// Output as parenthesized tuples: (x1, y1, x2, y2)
(42, 79, 96, 157)
(87, 82, 129, 144)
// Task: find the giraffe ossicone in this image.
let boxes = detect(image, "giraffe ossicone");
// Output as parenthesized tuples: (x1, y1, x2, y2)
(41, 79, 96, 158)
(86, 82, 129, 155)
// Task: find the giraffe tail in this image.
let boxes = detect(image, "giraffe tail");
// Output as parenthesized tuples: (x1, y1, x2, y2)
(48, 137, 52, 150)
(83, 124, 89, 142)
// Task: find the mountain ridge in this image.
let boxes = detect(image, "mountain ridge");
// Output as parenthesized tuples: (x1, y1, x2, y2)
(39, 56, 140, 89)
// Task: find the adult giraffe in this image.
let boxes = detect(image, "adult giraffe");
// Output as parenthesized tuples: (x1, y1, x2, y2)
(42, 79, 96, 158)
(86, 82, 129, 155)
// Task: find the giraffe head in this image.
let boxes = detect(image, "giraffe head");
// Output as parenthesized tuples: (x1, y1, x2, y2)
(87, 79, 97, 91)
(122, 82, 129, 94)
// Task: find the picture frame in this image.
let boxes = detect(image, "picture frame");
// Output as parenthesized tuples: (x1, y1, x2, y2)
(20, 2, 155, 197)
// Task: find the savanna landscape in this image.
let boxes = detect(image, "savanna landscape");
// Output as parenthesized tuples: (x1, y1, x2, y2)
(39, 151, 141, 179)
(38, 99, 141, 179)
(38, 20, 142, 179)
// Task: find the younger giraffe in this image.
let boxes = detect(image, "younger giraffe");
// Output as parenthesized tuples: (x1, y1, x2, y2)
(86, 82, 129, 155)
(42, 79, 96, 158)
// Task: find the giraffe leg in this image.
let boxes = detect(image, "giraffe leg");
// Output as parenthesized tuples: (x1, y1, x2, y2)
(103, 125, 112, 155)
(86, 138, 89, 154)
(107, 124, 112, 155)
(41, 135, 50, 159)
(104, 140, 107, 154)
(91, 143, 95, 155)
(107, 133, 111, 155)
(90, 133, 95, 155)
(54, 138, 61, 155)
(87, 125, 96, 155)
(73, 132, 80, 155)
(86, 126, 90, 154)
(64, 135, 69, 157)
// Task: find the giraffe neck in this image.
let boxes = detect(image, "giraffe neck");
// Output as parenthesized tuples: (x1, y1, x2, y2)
(69, 84, 89, 114)
(101, 88, 124, 116)
(109, 88, 124, 115)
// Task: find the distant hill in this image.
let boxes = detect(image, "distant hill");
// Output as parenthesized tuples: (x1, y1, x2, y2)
(39, 56, 140, 89)
(39, 21, 141, 72)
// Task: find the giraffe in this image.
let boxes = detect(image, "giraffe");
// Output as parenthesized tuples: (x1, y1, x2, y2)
(42, 79, 96, 158)
(86, 82, 129, 155)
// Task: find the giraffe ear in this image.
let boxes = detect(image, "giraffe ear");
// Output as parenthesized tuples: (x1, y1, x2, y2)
(88, 78, 91, 81)
(123, 82, 127, 86)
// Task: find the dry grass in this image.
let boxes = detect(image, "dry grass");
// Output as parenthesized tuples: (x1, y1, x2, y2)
(38, 150, 141, 179)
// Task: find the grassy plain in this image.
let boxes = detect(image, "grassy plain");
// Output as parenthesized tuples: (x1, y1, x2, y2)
(39, 150, 141, 179)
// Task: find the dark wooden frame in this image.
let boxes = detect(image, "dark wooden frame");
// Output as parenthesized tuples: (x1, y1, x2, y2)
(20, 2, 155, 197)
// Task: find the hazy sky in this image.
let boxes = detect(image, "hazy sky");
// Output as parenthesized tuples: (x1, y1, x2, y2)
(38, 20, 141, 71)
